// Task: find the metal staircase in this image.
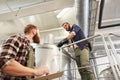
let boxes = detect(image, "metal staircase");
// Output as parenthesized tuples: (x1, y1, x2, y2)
(59, 33, 120, 80)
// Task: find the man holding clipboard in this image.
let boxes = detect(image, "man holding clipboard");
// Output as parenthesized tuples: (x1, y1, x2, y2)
(32, 71, 64, 80)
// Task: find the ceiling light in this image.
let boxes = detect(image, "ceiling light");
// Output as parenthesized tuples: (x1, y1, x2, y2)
(56, 8, 70, 18)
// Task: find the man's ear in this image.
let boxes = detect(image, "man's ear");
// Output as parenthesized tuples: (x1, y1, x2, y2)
(31, 29, 36, 36)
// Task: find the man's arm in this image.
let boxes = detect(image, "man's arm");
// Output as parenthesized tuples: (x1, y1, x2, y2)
(67, 32, 75, 40)
(2, 60, 49, 76)
(57, 32, 75, 47)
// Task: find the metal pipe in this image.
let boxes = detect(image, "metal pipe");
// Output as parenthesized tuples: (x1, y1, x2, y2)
(88, 0, 93, 37)
(75, 0, 89, 37)
(109, 33, 120, 37)
(63, 63, 110, 71)
(61, 48, 75, 60)
(107, 33, 120, 77)
(90, 53, 100, 80)
(61, 34, 101, 49)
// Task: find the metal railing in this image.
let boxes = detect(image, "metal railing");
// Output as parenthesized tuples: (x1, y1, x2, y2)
(58, 34, 120, 80)
(106, 33, 120, 79)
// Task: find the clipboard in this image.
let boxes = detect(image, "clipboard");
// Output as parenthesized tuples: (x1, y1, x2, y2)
(31, 71, 64, 80)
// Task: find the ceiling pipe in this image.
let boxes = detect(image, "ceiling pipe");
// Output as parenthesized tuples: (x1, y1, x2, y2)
(5, 0, 16, 17)
(39, 27, 63, 33)
(75, 0, 89, 37)
(1, 0, 53, 14)
(5, 0, 22, 20)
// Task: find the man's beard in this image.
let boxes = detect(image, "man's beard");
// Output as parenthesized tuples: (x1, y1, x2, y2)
(66, 26, 70, 31)
(33, 34, 40, 44)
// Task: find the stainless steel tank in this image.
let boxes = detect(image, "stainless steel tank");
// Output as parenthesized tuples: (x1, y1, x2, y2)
(35, 44, 71, 80)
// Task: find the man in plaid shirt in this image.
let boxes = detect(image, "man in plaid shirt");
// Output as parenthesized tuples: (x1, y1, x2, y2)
(0, 24, 50, 80)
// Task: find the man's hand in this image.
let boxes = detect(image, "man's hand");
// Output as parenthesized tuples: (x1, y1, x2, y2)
(34, 66, 50, 76)
(57, 38, 68, 47)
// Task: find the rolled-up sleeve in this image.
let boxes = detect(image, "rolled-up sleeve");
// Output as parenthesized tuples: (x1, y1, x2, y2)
(0, 36, 21, 70)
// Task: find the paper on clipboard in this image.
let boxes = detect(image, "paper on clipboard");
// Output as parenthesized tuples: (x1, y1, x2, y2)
(31, 71, 64, 80)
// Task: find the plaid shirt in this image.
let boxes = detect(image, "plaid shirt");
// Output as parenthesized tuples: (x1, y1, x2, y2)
(0, 35, 31, 80)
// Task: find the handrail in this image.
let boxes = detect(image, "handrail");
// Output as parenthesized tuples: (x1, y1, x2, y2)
(109, 33, 120, 37)
(107, 33, 120, 78)
(61, 34, 101, 49)
(101, 34, 120, 80)
(59, 34, 101, 80)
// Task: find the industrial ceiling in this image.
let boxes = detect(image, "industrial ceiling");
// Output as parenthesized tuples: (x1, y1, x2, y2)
(0, 0, 120, 44)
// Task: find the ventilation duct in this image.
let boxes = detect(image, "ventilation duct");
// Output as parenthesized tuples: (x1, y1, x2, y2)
(75, 0, 89, 37)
